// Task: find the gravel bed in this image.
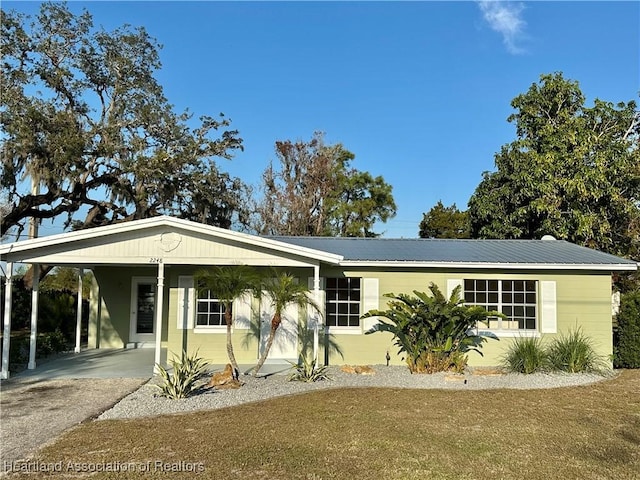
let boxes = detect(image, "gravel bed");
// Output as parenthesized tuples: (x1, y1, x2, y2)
(98, 366, 612, 420)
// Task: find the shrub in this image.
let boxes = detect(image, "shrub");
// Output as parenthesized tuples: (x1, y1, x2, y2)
(614, 290, 640, 369)
(36, 329, 69, 357)
(154, 351, 208, 399)
(502, 336, 548, 374)
(288, 357, 331, 383)
(547, 328, 609, 374)
(363, 283, 499, 374)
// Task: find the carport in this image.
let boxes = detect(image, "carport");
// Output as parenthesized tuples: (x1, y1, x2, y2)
(1, 216, 340, 379)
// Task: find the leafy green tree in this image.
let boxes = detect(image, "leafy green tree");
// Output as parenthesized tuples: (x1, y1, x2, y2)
(468, 73, 640, 260)
(419, 201, 470, 238)
(40, 267, 92, 298)
(254, 132, 396, 237)
(614, 290, 640, 369)
(252, 270, 321, 376)
(363, 283, 499, 373)
(194, 266, 260, 373)
(1, 2, 246, 238)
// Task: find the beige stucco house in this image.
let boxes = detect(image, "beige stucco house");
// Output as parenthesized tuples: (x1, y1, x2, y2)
(1, 216, 637, 378)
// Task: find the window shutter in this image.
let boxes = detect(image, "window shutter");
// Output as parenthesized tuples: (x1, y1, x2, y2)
(540, 281, 557, 333)
(177, 276, 195, 330)
(233, 292, 253, 330)
(447, 279, 464, 301)
(362, 278, 379, 331)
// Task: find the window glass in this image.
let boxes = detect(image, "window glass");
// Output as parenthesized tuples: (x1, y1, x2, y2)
(325, 277, 361, 327)
(196, 288, 227, 327)
(464, 279, 537, 331)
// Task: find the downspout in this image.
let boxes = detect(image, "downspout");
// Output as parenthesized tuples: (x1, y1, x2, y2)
(1, 262, 13, 379)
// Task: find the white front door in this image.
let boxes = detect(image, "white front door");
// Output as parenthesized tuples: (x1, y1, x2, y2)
(260, 299, 298, 361)
(130, 277, 157, 346)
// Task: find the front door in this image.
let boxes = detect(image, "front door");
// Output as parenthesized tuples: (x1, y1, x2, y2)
(260, 299, 298, 361)
(130, 277, 157, 346)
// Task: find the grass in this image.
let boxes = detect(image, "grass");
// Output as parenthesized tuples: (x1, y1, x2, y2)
(6, 371, 640, 480)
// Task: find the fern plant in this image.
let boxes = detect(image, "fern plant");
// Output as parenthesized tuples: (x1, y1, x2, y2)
(154, 351, 208, 399)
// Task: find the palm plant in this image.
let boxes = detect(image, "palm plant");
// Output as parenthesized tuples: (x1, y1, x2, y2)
(363, 283, 500, 373)
(251, 270, 321, 376)
(194, 265, 260, 373)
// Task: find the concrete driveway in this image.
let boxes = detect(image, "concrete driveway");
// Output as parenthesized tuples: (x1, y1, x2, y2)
(8, 348, 163, 380)
(0, 349, 156, 472)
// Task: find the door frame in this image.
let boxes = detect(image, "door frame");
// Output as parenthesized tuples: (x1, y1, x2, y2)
(129, 276, 157, 347)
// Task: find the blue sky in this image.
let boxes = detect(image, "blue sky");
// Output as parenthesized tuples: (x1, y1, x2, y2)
(6, 1, 640, 238)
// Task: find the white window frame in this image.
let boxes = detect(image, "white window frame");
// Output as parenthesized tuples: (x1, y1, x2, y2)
(464, 279, 540, 338)
(194, 288, 228, 333)
(325, 277, 362, 333)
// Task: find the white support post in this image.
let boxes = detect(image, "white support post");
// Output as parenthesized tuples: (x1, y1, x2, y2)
(153, 262, 165, 374)
(313, 264, 320, 364)
(75, 268, 83, 353)
(1, 262, 14, 380)
(28, 264, 39, 370)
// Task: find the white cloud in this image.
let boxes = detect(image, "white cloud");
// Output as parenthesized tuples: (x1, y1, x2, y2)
(478, 1, 527, 54)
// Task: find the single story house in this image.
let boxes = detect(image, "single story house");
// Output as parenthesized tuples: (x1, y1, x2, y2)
(1, 216, 637, 378)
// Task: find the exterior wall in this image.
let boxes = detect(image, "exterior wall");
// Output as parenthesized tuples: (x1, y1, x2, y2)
(318, 268, 613, 367)
(89, 263, 614, 369)
(89, 266, 169, 349)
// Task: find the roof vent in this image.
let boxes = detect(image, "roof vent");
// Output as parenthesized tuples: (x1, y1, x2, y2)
(541, 235, 556, 241)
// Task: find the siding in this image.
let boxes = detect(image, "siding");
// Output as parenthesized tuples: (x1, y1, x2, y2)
(90, 264, 614, 368)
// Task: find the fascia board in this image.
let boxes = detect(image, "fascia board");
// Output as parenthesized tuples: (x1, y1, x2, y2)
(338, 261, 638, 271)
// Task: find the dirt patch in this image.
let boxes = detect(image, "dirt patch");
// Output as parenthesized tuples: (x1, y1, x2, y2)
(0, 378, 146, 471)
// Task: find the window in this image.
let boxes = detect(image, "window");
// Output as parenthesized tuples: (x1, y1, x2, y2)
(464, 279, 537, 331)
(325, 277, 361, 327)
(196, 289, 228, 327)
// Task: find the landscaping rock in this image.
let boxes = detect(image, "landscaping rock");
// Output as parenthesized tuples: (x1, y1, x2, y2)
(341, 365, 376, 375)
(207, 364, 235, 388)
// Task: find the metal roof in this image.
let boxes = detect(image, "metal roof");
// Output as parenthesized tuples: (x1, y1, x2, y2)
(266, 237, 638, 271)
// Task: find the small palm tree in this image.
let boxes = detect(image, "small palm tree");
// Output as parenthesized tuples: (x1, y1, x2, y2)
(195, 265, 259, 373)
(251, 269, 321, 376)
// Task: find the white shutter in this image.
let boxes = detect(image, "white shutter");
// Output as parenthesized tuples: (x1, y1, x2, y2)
(233, 292, 253, 330)
(177, 276, 195, 330)
(447, 279, 464, 301)
(540, 281, 557, 333)
(307, 277, 325, 325)
(362, 278, 380, 331)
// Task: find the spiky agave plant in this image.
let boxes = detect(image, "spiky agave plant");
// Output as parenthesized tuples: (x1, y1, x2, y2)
(154, 351, 208, 399)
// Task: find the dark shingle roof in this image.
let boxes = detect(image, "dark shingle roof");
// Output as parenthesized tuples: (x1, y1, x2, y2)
(266, 237, 637, 268)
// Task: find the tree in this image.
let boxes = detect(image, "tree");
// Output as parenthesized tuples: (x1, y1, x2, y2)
(363, 283, 498, 373)
(254, 132, 396, 237)
(252, 270, 321, 376)
(419, 201, 470, 238)
(1, 2, 247, 238)
(468, 73, 640, 261)
(614, 290, 640, 369)
(194, 265, 259, 374)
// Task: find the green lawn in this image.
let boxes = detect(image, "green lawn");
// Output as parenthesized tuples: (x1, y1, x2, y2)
(7, 370, 640, 480)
